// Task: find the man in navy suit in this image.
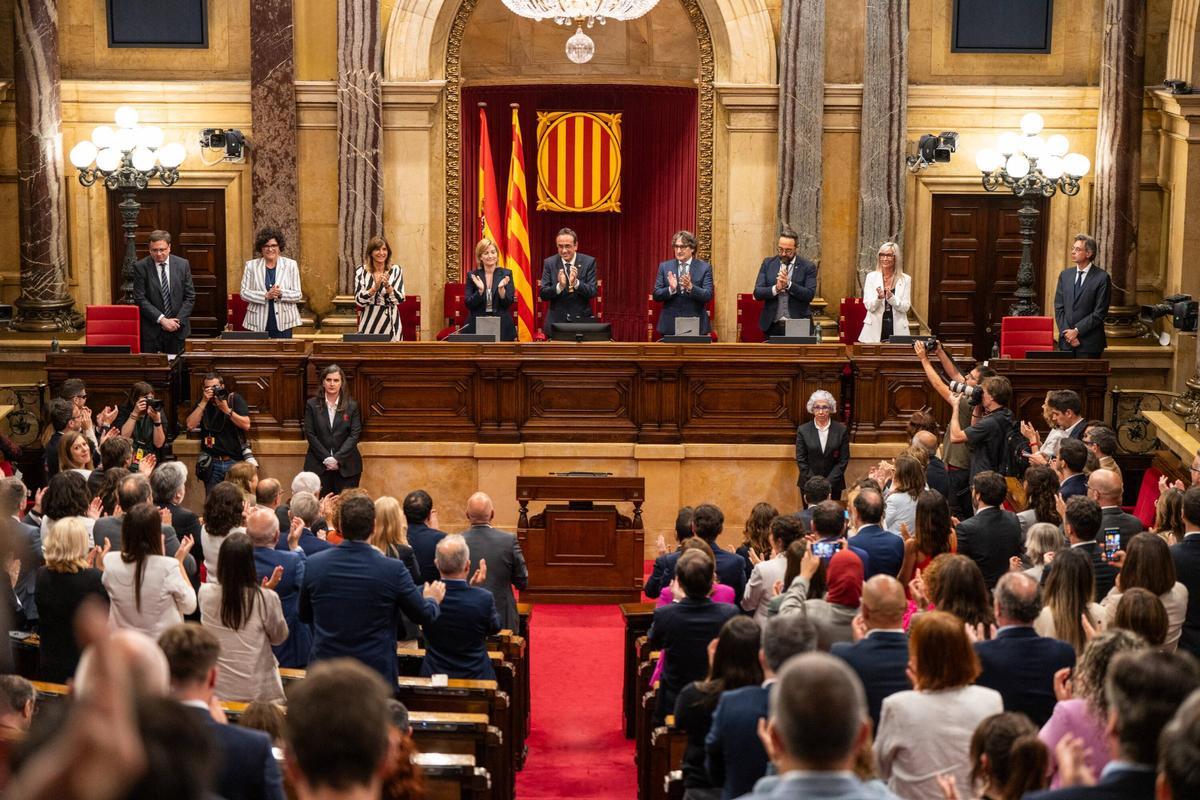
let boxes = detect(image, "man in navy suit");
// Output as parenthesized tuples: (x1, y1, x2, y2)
(974, 572, 1075, 727)
(1170, 486, 1200, 657)
(848, 488, 903, 579)
(830, 575, 910, 729)
(247, 508, 312, 669)
(132, 229, 196, 355)
(652, 230, 714, 336)
(752, 229, 817, 336)
(1053, 234, 1111, 358)
(300, 495, 445, 684)
(652, 504, 748, 604)
(420, 534, 501, 680)
(705, 613, 817, 800)
(158, 624, 284, 800)
(277, 491, 333, 556)
(1045, 496, 1119, 600)
(1027, 650, 1200, 800)
(1057, 438, 1090, 500)
(538, 227, 598, 335)
(642, 506, 695, 597)
(404, 489, 447, 583)
(955, 471, 1022, 590)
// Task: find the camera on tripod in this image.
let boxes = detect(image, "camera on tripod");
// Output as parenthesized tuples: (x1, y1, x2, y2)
(1140, 294, 1199, 333)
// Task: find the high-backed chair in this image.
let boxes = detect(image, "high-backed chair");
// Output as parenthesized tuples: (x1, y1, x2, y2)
(226, 294, 250, 332)
(437, 283, 467, 340)
(644, 295, 717, 342)
(838, 297, 867, 344)
(85, 305, 140, 353)
(534, 279, 605, 341)
(737, 293, 765, 343)
(397, 295, 421, 341)
(1000, 316, 1054, 359)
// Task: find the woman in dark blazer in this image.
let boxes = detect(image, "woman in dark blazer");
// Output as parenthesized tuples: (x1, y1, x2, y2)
(303, 363, 363, 496)
(462, 237, 517, 341)
(795, 389, 850, 500)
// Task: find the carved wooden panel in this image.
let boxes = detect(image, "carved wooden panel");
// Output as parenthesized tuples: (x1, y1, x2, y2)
(183, 339, 310, 438)
(46, 353, 182, 429)
(518, 504, 642, 602)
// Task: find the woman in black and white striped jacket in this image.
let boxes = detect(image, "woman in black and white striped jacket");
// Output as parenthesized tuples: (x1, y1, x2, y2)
(240, 227, 303, 337)
(353, 235, 406, 340)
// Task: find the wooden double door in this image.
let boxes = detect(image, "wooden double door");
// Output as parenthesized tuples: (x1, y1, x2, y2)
(928, 193, 1048, 362)
(108, 188, 226, 336)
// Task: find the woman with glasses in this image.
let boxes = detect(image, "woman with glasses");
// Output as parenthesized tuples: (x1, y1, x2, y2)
(795, 389, 850, 500)
(858, 241, 911, 343)
(240, 227, 303, 338)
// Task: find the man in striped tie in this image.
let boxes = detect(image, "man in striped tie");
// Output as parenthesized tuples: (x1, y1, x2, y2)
(132, 229, 196, 354)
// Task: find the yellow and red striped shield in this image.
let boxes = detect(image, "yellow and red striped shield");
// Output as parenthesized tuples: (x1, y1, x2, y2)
(535, 111, 622, 213)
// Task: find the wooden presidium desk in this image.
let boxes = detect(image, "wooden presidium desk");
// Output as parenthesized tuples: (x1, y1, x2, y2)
(516, 475, 646, 603)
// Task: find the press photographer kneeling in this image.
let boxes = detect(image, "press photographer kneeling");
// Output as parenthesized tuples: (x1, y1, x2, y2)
(186, 371, 252, 492)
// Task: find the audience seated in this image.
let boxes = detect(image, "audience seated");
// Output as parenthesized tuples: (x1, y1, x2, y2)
(462, 491, 529, 630)
(1038, 629, 1144, 787)
(1100, 532, 1188, 652)
(673, 616, 762, 797)
(955, 471, 1022, 590)
(239, 700, 286, 746)
(848, 488, 903, 579)
(382, 698, 427, 800)
(1168, 486, 1200, 657)
(1157, 690, 1200, 800)
(247, 505, 312, 668)
(742, 514, 803, 623)
(419, 533, 501, 680)
(300, 494, 444, 683)
(202, 481, 249, 581)
(643, 506, 694, 598)
(1027, 649, 1200, 800)
(73, 626, 171, 698)
(34, 517, 107, 682)
(974, 572, 1076, 727)
(102, 502, 196, 638)
(403, 489, 447, 583)
(830, 574, 911, 729)
(778, 544, 863, 650)
(287, 471, 325, 531)
(158, 623, 285, 800)
(199, 531, 289, 702)
(965, 713, 1049, 800)
(706, 613, 817, 800)
(875, 611, 1004, 800)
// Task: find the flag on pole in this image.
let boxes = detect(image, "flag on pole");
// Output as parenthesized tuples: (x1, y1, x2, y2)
(477, 105, 505, 278)
(504, 105, 535, 342)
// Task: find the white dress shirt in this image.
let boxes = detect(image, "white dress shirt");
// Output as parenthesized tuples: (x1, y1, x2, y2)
(815, 420, 831, 452)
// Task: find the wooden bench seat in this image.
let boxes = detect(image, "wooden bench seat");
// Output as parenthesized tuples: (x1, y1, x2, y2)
(408, 711, 508, 800)
(414, 752, 491, 800)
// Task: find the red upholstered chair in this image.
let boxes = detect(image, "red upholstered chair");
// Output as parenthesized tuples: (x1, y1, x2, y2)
(1000, 316, 1054, 359)
(645, 294, 717, 342)
(437, 283, 467, 340)
(1131, 465, 1163, 529)
(533, 279, 605, 341)
(397, 295, 421, 341)
(737, 293, 765, 343)
(226, 294, 249, 332)
(85, 305, 140, 353)
(838, 297, 866, 344)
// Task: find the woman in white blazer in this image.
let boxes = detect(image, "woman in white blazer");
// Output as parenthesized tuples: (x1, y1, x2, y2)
(858, 241, 912, 343)
(240, 227, 303, 338)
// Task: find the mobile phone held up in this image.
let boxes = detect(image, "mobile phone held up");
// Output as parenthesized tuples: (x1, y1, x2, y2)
(1103, 528, 1121, 562)
(813, 539, 844, 560)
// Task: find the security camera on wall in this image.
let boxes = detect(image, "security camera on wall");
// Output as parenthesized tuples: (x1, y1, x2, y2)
(906, 132, 959, 173)
(199, 128, 249, 164)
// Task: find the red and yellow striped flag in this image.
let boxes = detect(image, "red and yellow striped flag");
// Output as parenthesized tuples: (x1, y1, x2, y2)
(504, 106, 534, 342)
(477, 106, 505, 278)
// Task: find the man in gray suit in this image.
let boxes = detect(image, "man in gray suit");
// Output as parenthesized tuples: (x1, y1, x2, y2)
(0, 478, 40, 627)
(132, 229, 196, 355)
(461, 492, 527, 630)
(95, 473, 196, 579)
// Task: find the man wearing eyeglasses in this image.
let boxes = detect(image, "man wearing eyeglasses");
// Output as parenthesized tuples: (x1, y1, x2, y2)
(653, 230, 714, 337)
(132, 229, 195, 355)
(753, 229, 817, 337)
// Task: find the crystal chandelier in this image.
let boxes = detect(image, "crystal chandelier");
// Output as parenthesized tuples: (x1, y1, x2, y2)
(501, 0, 660, 62)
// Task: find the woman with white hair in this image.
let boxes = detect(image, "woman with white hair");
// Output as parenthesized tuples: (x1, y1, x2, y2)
(795, 389, 850, 500)
(858, 241, 911, 343)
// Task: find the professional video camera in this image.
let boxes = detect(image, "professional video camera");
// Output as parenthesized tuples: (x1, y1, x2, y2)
(948, 380, 983, 406)
(1140, 294, 1199, 333)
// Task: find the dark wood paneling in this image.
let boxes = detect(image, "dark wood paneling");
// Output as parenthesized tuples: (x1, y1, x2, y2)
(182, 339, 310, 438)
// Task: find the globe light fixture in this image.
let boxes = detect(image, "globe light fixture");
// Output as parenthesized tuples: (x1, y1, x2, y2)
(565, 26, 596, 64)
(500, 0, 658, 60)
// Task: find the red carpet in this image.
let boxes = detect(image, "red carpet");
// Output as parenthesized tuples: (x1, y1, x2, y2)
(516, 605, 635, 799)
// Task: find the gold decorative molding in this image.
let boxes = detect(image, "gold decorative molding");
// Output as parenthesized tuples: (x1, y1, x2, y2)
(682, 0, 716, 261)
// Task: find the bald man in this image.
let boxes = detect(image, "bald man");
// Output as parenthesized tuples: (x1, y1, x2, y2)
(461, 492, 528, 630)
(912, 430, 949, 499)
(829, 575, 911, 728)
(247, 508, 313, 668)
(74, 628, 171, 698)
(1088, 468, 1144, 551)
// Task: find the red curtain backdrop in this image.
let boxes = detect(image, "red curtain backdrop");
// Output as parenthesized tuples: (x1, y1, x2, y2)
(462, 85, 698, 341)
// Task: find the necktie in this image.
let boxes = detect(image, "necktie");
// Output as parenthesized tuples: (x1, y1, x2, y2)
(159, 263, 173, 317)
(1075, 269, 1084, 289)
(679, 261, 688, 279)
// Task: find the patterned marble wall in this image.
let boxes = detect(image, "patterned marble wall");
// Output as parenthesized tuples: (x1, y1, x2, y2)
(250, 0, 301, 260)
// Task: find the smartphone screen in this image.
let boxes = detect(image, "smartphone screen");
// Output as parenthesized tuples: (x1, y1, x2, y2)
(813, 540, 844, 559)
(1103, 528, 1121, 561)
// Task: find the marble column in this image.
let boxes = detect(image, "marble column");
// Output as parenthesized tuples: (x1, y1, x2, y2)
(249, 0, 315, 330)
(854, 0, 908, 291)
(776, 0, 825, 264)
(1095, 0, 1147, 338)
(324, 0, 384, 331)
(12, 0, 80, 332)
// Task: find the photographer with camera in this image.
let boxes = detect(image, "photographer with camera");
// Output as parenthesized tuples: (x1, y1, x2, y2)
(186, 372, 251, 492)
(914, 339, 997, 518)
(117, 381, 166, 468)
(945, 375, 1017, 483)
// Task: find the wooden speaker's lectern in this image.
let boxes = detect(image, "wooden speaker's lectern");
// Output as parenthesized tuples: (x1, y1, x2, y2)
(516, 475, 645, 603)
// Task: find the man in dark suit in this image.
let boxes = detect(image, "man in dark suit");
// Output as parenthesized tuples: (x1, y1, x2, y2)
(404, 489, 447, 583)
(300, 495, 445, 683)
(1053, 234, 1111, 359)
(652, 230, 714, 336)
(461, 492, 528, 631)
(420, 534, 501, 680)
(95, 473, 196, 578)
(538, 227, 598, 335)
(247, 507, 312, 669)
(1047, 496, 1119, 600)
(1027, 650, 1200, 800)
(1170, 487, 1200, 657)
(642, 506, 694, 598)
(798, 476, 831, 532)
(1159, 692, 1200, 800)
(0, 478, 40, 628)
(913, 429, 950, 499)
(1058, 438, 1090, 500)
(653, 504, 748, 604)
(705, 613, 817, 800)
(830, 575, 910, 729)
(279, 491, 332, 556)
(974, 572, 1075, 727)
(43, 398, 86, 480)
(795, 391, 851, 499)
(158, 624, 285, 800)
(132, 229, 196, 355)
(752, 229, 817, 337)
(1088, 468, 1144, 550)
(955, 471, 1022, 589)
(848, 488, 903, 579)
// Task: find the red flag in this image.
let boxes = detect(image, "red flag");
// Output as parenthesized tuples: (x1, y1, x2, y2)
(504, 106, 535, 342)
(477, 106, 505, 278)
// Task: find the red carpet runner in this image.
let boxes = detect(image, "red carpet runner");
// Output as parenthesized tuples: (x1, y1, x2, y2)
(515, 604, 635, 798)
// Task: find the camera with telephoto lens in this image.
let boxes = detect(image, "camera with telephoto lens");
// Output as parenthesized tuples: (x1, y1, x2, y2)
(948, 380, 983, 406)
(923, 336, 939, 353)
(212, 386, 229, 401)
